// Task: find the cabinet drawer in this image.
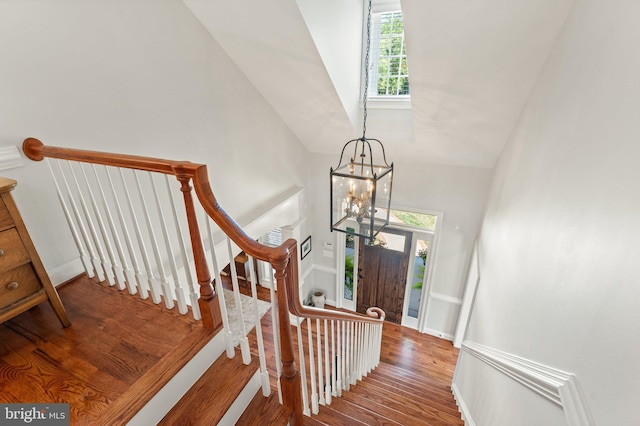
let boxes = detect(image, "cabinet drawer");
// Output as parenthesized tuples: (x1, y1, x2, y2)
(0, 199, 12, 232)
(0, 263, 42, 308)
(0, 228, 30, 274)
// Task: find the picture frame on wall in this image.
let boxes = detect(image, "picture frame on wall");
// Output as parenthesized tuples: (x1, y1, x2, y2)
(301, 236, 312, 260)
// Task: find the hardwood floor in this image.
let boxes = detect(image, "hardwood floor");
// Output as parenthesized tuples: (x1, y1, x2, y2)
(0, 274, 211, 425)
(237, 284, 463, 425)
(0, 270, 462, 425)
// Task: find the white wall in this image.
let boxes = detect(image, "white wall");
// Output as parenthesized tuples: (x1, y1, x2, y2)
(454, 0, 640, 424)
(309, 152, 493, 336)
(0, 0, 309, 281)
(296, 0, 362, 130)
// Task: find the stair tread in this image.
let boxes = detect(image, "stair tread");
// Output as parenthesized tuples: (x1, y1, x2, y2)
(368, 368, 455, 397)
(158, 349, 258, 425)
(306, 404, 371, 426)
(342, 381, 463, 425)
(362, 372, 462, 417)
(376, 360, 455, 387)
(313, 396, 405, 426)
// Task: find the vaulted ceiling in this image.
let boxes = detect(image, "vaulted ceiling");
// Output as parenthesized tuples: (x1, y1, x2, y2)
(184, 0, 575, 169)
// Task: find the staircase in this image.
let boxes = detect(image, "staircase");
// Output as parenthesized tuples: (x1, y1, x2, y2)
(19, 138, 462, 425)
(238, 331, 464, 426)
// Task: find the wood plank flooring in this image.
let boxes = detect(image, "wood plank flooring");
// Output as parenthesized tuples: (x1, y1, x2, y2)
(238, 289, 463, 425)
(0, 275, 212, 425)
(0, 269, 463, 425)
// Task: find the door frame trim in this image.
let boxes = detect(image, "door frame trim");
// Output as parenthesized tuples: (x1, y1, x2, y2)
(335, 206, 444, 329)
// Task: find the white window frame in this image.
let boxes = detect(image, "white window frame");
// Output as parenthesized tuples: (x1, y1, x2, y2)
(363, 0, 411, 108)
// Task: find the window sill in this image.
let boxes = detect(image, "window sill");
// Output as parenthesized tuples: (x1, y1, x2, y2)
(363, 97, 411, 110)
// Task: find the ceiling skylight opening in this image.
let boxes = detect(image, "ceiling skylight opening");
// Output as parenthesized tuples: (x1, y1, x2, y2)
(368, 5, 410, 100)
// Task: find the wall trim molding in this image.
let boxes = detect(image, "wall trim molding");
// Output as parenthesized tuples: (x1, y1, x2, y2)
(313, 264, 337, 275)
(430, 291, 462, 306)
(460, 341, 594, 426)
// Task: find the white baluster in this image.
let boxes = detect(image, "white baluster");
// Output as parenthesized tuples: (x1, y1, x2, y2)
(204, 214, 233, 356)
(324, 318, 331, 405)
(331, 319, 338, 399)
(268, 265, 283, 404)
(356, 322, 363, 381)
(364, 322, 371, 375)
(150, 173, 183, 311)
(119, 169, 157, 302)
(360, 322, 365, 377)
(248, 256, 270, 396)
(344, 320, 350, 391)
(296, 316, 310, 416)
(67, 162, 113, 285)
(226, 239, 251, 365)
(105, 167, 146, 296)
(78, 164, 124, 289)
(135, 171, 173, 308)
(91, 165, 135, 294)
(336, 321, 346, 396)
(351, 322, 357, 386)
(307, 317, 318, 414)
(377, 322, 383, 367)
(46, 159, 93, 278)
(316, 318, 325, 406)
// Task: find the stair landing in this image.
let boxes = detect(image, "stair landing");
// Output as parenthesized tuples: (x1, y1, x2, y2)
(0, 275, 212, 425)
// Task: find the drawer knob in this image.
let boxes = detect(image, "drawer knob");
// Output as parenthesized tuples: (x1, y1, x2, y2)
(0, 249, 4, 256)
(7, 281, 19, 290)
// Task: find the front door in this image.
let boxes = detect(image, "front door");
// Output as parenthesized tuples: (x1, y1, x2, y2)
(356, 228, 412, 323)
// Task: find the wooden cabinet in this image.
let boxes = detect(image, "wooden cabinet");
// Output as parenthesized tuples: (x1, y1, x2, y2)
(0, 177, 70, 326)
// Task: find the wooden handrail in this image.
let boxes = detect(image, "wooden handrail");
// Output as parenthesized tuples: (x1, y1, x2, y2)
(23, 138, 385, 425)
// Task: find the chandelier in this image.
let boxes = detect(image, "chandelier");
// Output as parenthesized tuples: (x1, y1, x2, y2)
(330, 0, 393, 242)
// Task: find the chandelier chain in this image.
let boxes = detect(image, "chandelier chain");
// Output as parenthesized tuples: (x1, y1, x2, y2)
(362, 0, 372, 140)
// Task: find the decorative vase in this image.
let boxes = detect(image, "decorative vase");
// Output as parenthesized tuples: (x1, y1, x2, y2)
(312, 291, 325, 309)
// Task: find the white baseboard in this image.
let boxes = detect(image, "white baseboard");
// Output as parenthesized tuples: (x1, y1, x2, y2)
(48, 258, 85, 287)
(423, 327, 454, 341)
(451, 382, 476, 426)
(460, 341, 594, 426)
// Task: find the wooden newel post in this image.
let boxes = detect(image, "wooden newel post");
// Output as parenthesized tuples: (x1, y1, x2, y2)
(176, 173, 222, 332)
(272, 251, 304, 426)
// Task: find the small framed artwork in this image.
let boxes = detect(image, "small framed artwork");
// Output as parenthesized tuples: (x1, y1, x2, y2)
(301, 236, 312, 260)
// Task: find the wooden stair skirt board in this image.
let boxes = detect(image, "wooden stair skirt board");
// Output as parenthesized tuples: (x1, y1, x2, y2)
(124, 332, 258, 426)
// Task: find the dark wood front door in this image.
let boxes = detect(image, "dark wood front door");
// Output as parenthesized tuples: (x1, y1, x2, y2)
(357, 228, 412, 324)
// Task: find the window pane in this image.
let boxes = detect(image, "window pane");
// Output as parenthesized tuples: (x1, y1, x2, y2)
(379, 37, 391, 56)
(388, 77, 398, 95)
(399, 77, 410, 95)
(377, 77, 387, 95)
(391, 37, 402, 55)
(389, 210, 437, 229)
(371, 11, 410, 97)
(372, 231, 406, 252)
(344, 227, 355, 300)
(408, 239, 430, 318)
(378, 57, 390, 76)
(390, 57, 400, 75)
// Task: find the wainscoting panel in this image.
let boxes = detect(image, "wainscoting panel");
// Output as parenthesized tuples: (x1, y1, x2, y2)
(453, 341, 593, 426)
